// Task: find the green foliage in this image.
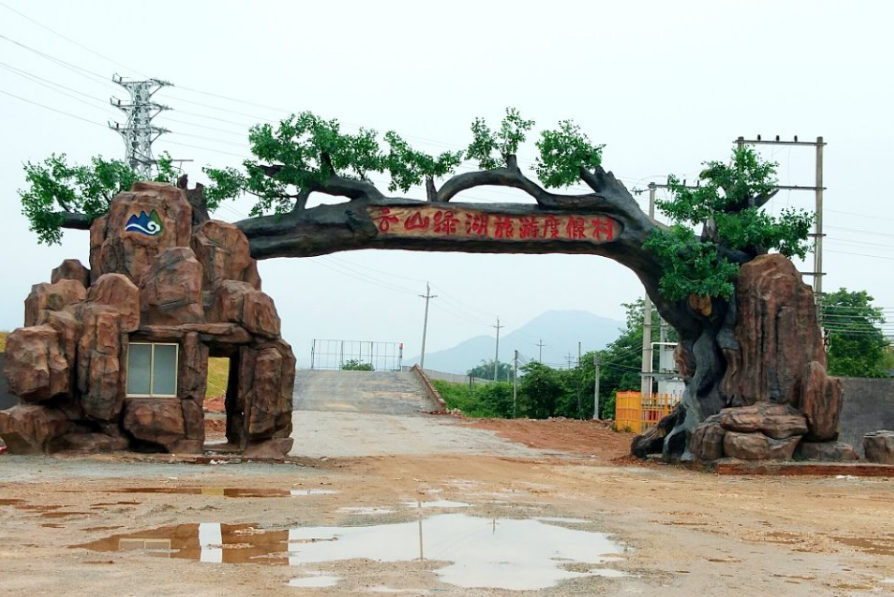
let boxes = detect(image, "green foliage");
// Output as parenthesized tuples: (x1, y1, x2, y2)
(467, 359, 514, 382)
(518, 361, 566, 419)
(535, 120, 604, 188)
(431, 379, 514, 418)
(383, 131, 463, 193)
(204, 110, 465, 214)
(644, 225, 741, 300)
(644, 147, 813, 301)
(19, 153, 138, 244)
(18, 151, 182, 245)
(465, 107, 535, 171)
(341, 359, 375, 371)
(822, 288, 890, 378)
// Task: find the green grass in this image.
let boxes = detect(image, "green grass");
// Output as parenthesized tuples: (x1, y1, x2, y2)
(206, 357, 229, 397)
(0, 331, 7, 352)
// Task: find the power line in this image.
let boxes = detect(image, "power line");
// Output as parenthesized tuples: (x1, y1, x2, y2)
(0, 87, 106, 127)
(0, 1, 148, 78)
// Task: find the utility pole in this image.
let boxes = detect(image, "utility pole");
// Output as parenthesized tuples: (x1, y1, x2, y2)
(536, 339, 546, 362)
(418, 282, 437, 371)
(593, 353, 601, 420)
(641, 183, 657, 400)
(513, 350, 519, 418)
(734, 136, 827, 308)
(493, 317, 504, 381)
(577, 342, 582, 367)
(108, 74, 171, 179)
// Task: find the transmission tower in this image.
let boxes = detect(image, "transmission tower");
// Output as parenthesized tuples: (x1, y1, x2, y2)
(108, 74, 171, 179)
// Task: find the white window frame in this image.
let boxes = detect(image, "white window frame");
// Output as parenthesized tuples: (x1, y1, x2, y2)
(126, 342, 179, 398)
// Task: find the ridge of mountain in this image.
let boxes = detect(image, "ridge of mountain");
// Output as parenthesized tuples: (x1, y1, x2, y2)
(409, 309, 623, 375)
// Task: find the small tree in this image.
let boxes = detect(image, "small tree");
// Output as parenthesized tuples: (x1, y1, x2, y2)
(519, 361, 566, 419)
(822, 288, 890, 378)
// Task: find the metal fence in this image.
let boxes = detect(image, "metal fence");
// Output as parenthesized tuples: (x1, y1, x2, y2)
(310, 339, 403, 371)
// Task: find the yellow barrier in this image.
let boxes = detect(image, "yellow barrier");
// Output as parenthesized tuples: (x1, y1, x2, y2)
(614, 392, 680, 433)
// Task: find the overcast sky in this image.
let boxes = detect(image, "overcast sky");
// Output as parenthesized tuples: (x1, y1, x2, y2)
(1, 0, 892, 368)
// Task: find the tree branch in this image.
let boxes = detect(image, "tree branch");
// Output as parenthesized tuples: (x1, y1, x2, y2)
(751, 189, 779, 210)
(56, 212, 93, 230)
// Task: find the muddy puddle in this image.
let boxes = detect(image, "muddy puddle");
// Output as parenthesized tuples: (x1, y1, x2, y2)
(74, 514, 626, 590)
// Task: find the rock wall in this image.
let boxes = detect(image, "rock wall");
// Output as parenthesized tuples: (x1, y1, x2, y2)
(688, 254, 852, 463)
(0, 182, 295, 456)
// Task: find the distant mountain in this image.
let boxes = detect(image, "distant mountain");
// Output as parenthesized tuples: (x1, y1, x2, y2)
(409, 310, 623, 375)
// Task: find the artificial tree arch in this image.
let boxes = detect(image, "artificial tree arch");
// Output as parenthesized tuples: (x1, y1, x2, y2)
(20, 108, 813, 455)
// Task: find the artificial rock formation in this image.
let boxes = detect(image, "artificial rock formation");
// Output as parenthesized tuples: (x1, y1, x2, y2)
(0, 182, 295, 456)
(685, 255, 854, 463)
(863, 430, 894, 464)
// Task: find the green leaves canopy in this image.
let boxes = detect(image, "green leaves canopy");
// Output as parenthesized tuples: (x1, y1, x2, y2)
(644, 147, 814, 301)
(20, 154, 138, 244)
(822, 288, 890, 378)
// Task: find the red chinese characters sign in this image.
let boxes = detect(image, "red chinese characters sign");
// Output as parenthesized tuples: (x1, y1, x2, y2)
(368, 206, 621, 244)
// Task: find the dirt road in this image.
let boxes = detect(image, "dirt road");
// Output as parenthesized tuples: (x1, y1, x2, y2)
(0, 372, 892, 596)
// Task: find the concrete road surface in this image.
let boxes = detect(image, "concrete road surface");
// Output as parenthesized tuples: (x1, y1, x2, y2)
(289, 370, 547, 459)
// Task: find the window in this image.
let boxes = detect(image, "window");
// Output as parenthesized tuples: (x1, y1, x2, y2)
(126, 342, 178, 397)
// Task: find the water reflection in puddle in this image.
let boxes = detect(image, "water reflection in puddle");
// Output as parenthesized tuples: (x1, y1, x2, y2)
(288, 574, 341, 588)
(401, 500, 470, 509)
(116, 487, 338, 498)
(75, 514, 625, 590)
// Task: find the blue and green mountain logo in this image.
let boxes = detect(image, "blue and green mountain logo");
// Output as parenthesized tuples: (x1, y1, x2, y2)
(125, 210, 163, 236)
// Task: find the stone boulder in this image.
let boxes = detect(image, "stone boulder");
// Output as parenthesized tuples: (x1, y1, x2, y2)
(191, 220, 259, 290)
(718, 403, 808, 440)
(86, 273, 140, 332)
(207, 280, 280, 338)
(794, 440, 858, 462)
(51, 259, 90, 288)
(244, 438, 294, 459)
(723, 431, 800, 461)
(123, 398, 187, 452)
(0, 404, 70, 453)
(90, 182, 193, 284)
(719, 254, 843, 441)
(863, 430, 894, 464)
(76, 307, 124, 421)
(139, 247, 204, 326)
(721, 254, 824, 405)
(799, 361, 843, 441)
(61, 432, 130, 453)
(3, 325, 70, 402)
(689, 414, 726, 462)
(24, 279, 87, 327)
(229, 340, 295, 452)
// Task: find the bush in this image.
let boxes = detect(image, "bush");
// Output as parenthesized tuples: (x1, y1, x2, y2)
(342, 359, 374, 371)
(432, 380, 515, 418)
